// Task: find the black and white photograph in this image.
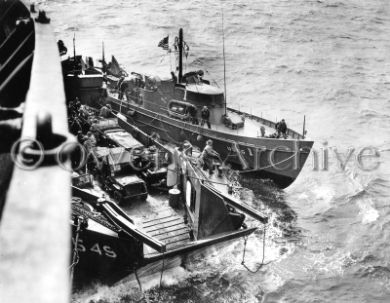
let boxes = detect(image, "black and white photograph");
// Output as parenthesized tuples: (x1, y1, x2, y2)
(1, 0, 389, 302)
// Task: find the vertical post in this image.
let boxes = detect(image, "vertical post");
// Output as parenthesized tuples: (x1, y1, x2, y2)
(102, 41, 106, 73)
(0, 8, 71, 303)
(73, 32, 77, 73)
(221, 7, 227, 116)
(302, 115, 306, 139)
(73, 33, 76, 59)
(178, 28, 183, 83)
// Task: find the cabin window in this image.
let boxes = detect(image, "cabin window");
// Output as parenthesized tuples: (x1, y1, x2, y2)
(186, 91, 224, 106)
(169, 101, 190, 117)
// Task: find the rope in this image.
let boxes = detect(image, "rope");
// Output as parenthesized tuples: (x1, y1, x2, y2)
(69, 216, 83, 282)
(241, 223, 270, 273)
(155, 252, 166, 301)
(133, 253, 165, 303)
(159, 252, 165, 288)
(134, 265, 150, 303)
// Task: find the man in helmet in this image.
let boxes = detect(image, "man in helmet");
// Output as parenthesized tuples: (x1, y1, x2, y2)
(201, 139, 220, 176)
(276, 119, 288, 139)
(99, 104, 112, 118)
(201, 106, 211, 129)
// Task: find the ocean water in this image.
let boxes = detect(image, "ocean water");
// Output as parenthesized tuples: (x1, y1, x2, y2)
(43, 0, 390, 302)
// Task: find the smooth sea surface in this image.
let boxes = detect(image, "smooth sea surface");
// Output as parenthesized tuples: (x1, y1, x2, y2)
(44, 0, 390, 302)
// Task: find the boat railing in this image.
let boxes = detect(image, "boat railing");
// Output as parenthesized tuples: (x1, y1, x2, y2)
(0, 3, 71, 303)
(183, 153, 268, 224)
(227, 107, 304, 140)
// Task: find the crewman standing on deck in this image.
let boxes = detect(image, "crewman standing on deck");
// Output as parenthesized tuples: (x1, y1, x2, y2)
(276, 119, 288, 139)
(201, 139, 220, 176)
(187, 106, 198, 125)
(201, 106, 211, 129)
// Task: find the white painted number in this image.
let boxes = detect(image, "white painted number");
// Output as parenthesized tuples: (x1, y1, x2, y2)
(72, 238, 117, 258)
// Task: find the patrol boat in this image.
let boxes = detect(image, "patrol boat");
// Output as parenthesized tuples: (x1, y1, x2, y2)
(104, 29, 314, 188)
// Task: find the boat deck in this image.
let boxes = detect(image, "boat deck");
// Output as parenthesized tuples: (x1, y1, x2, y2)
(109, 92, 300, 140)
(80, 181, 190, 255)
(214, 110, 277, 138)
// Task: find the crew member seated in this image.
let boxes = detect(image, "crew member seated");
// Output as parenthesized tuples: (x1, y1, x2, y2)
(275, 119, 288, 139)
(201, 106, 211, 129)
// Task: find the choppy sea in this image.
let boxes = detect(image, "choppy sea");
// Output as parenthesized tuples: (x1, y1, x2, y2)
(42, 0, 390, 302)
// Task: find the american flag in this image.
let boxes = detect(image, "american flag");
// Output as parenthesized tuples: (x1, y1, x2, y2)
(157, 36, 169, 50)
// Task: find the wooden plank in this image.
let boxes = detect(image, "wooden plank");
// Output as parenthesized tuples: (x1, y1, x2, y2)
(154, 228, 189, 241)
(143, 219, 185, 233)
(148, 224, 188, 237)
(142, 216, 183, 229)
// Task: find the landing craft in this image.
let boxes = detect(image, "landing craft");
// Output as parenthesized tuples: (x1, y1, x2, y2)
(70, 144, 268, 286)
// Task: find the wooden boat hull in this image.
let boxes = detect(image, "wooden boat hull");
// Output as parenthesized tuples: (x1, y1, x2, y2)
(108, 97, 313, 188)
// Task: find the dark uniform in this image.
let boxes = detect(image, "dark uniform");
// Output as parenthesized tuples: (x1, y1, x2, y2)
(201, 106, 211, 129)
(276, 119, 287, 139)
(201, 140, 220, 175)
(187, 106, 198, 125)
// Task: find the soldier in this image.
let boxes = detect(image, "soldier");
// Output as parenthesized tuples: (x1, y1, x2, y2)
(117, 76, 125, 100)
(277, 119, 288, 139)
(187, 106, 198, 125)
(76, 130, 84, 144)
(201, 140, 220, 176)
(201, 106, 211, 129)
(99, 104, 112, 118)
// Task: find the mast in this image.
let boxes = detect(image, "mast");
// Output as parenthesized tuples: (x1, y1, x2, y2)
(73, 32, 76, 59)
(221, 8, 227, 115)
(73, 33, 77, 73)
(178, 28, 183, 83)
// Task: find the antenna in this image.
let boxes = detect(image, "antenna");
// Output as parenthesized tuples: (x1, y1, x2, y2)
(73, 33, 76, 59)
(102, 41, 106, 73)
(221, 7, 227, 116)
(178, 28, 183, 83)
(73, 33, 77, 73)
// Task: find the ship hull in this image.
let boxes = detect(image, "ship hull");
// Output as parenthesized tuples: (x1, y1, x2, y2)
(72, 222, 255, 287)
(106, 97, 313, 188)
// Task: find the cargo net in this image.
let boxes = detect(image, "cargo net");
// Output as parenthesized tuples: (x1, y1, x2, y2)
(227, 170, 242, 199)
(71, 198, 120, 233)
